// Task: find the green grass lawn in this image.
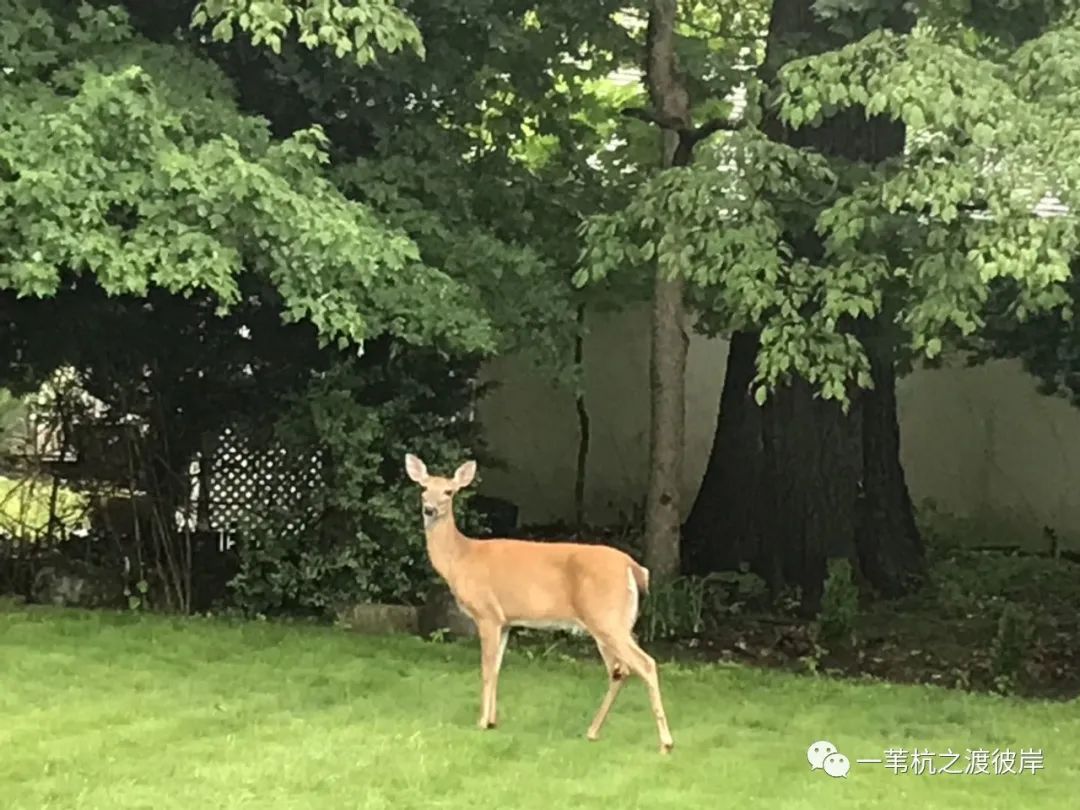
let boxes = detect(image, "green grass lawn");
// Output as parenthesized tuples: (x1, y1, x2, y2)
(1, 604, 1078, 809)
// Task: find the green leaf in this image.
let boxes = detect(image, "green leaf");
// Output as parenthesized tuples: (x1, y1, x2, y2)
(971, 122, 994, 148)
(903, 102, 925, 130)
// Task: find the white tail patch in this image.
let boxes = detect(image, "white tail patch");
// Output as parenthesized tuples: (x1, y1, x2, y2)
(626, 566, 640, 629)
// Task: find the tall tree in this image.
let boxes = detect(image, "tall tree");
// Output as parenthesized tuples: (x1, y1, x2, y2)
(579, 1, 755, 579)
(683, 0, 921, 608)
(684, 0, 1079, 609)
(583, 0, 1080, 610)
(642, 0, 692, 582)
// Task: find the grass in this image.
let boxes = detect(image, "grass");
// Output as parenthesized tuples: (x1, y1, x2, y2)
(1, 604, 1078, 809)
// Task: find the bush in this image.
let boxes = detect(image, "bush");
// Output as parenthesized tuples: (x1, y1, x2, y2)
(638, 576, 712, 641)
(229, 349, 489, 616)
(637, 567, 768, 642)
(817, 558, 859, 644)
(990, 603, 1036, 693)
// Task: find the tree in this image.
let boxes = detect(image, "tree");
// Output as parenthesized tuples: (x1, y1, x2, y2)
(190, 0, 424, 65)
(0, 0, 505, 610)
(967, 7, 1080, 408)
(689, 0, 1079, 609)
(584, 0, 1080, 610)
(576, 1, 760, 579)
(684, 0, 922, 609)
(3, 0, 640, 443)
(635, 0, 762, 582)
(3, 0, 660, 609)
(0, 1, 490, 354)
(640, 0, 693, 582)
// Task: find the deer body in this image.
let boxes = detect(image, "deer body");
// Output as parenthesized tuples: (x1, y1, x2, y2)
(406, 454, 674, 754)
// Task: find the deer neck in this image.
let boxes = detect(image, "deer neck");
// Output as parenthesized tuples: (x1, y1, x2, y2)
(424, 511, 469, 580)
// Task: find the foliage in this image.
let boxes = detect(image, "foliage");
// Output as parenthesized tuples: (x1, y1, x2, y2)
(930, 548, 1080, 615)
(974, 259, 1080, 410)
(817, 557, 859, 643)
(229, 350, 488, 615)
(990, 602, 1036, 693)
(770, 15, 1080, 393)
(779, 27, 1078, 326)
(0, 1, 488, 354)
(579, 2, 1080, 409)
(183, 0, 644, 387)
(578, 132, 855, 403)
(638, 575, 715, 641)
(192, 0, 424, 63)
(333, 157, 581, 380)
(637, 567, 768, 641)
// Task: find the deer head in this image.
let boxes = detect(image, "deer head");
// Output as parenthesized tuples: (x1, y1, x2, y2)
(404, 453, 476, 529)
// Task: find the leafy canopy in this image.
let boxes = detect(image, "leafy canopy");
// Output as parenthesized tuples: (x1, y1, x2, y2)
(579, 1, 1080, 407)
(0, 1, 489, 353)
(192, 0, 424, 63)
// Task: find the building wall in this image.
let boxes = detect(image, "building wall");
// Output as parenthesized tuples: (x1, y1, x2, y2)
(475, 305, 1080, 550)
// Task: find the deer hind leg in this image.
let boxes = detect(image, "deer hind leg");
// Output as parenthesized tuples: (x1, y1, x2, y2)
(586, 640, 628, 741)
(605, 634, 674, 754)
(477, 621, 507, 729)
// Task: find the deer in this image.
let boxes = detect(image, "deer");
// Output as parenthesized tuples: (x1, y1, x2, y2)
(404, 453, 674, 754)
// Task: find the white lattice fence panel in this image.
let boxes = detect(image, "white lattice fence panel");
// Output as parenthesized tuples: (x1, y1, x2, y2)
(204, 428, 324, 534)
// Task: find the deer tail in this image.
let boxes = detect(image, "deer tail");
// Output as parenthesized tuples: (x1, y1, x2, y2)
(630, 561, 650, 595)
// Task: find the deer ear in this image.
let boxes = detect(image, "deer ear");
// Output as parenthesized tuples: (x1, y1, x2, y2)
(453, 460, 477, 488)
(404, 453, 428, 484)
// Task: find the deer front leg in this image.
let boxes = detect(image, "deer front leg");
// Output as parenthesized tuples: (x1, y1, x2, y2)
(477, 621, 505, 729)
(488, 627, 509, 727)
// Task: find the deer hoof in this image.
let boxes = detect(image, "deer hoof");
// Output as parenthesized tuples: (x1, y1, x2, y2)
(660, 741, 674, 755)
(586, 730, 600, 742)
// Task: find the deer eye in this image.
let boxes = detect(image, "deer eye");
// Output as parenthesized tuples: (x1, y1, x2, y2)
(444, 489, 453, 496)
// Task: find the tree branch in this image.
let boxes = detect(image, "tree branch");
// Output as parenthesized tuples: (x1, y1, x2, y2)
(688, 118, 740, 144)
(617, 6, 765, 50)
(620, 107, 741, 157)
(621, 106, 671, 128)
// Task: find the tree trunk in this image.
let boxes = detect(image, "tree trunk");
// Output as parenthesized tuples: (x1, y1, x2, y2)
(647, 261, 688, 581)
(681, 0, 925, 609)
(856, 341, 924, 596)
(573, 304, 590, 534)
(641, 0, 693, 581)
(681, 331, 764, 576)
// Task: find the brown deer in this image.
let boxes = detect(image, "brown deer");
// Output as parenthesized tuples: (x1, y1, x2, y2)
(405, 453, 674, 753)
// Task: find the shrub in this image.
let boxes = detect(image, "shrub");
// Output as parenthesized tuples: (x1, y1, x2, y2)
(638, 576, 712, 641)
(636, 568, 768, 642)
(229, 350, 489, 616)
(817, 558, 859, 644)
(990, 603, 1036, 693)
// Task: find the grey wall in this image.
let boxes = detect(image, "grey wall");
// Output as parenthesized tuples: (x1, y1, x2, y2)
(475, 305, 1080, 550)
